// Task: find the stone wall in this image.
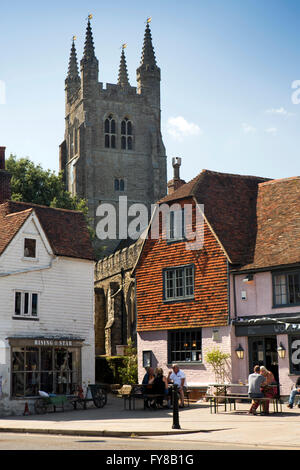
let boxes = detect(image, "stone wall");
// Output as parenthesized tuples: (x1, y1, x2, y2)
(94, 239, 143, 355)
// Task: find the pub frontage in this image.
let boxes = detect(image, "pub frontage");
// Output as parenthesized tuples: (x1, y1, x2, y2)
(233, 316, 300, 396)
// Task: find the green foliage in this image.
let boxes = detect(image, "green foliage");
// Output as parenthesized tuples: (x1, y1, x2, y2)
(6, 154, 94, 239)
(117, 339, 138, 385)
(205, 348, 231, 383)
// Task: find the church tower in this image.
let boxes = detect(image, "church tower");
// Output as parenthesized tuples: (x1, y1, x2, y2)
(59, 18, 167, 256)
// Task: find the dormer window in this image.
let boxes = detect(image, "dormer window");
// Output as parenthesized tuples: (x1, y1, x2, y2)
(121, 117, 133, 150)
(104, 114, 116, 149)
(24, 238, 36, 259)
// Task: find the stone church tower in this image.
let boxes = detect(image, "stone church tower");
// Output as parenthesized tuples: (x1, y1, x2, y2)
(59, 19, 167, 256)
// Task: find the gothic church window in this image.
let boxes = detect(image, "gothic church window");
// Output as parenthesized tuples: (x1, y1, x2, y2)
(114, 178, 125, 191)
(104, 114, 116, 149)
(121, 117, 133, 150)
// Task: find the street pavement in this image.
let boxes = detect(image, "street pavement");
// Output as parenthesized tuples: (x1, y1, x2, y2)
(0, 394, 300, 449)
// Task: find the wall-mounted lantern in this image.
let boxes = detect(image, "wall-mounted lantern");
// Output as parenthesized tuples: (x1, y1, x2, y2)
(235, 344, 245, 359)
(277, 342, 286, 359)
(243, 274, 254, 283)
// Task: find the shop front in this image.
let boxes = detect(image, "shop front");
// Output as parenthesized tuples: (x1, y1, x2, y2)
(8, 336, 84, 399)
(235, 318, 300, 396)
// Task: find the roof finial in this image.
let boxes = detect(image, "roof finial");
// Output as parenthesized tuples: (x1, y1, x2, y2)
(118, 44, 130, 87)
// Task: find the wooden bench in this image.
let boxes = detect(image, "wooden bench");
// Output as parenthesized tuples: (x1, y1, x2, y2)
(208, 394, 282, 414)
(118, 384, 190, 410)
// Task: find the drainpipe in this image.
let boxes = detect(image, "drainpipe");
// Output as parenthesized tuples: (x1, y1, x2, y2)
(227, 261, 231, 324)
(233, 273, 237, 320)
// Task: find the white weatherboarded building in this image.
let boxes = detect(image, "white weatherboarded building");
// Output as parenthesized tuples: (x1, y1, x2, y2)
(0, 149, 95, 415)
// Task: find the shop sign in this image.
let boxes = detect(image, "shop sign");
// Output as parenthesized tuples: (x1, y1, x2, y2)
(34, 339, 73, 347)
(236, 321, 300, 337)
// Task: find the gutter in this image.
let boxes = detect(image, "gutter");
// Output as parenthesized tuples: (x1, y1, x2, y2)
(0, 261, 55, 277)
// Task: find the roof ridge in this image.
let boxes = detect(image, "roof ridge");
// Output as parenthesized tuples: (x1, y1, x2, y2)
(7, 200, 82, 214)
(5, 208, 33, 218)
(259, 176, 300, 186)
(201, 169, 270, 181)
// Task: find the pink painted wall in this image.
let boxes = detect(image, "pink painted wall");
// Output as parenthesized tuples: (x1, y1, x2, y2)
(138, 326, 234, 387)
(234, 272, 300, 317)
(230, 272, 299, 395)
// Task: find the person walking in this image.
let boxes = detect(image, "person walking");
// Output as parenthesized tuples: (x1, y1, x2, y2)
(248, 365, 267, 415)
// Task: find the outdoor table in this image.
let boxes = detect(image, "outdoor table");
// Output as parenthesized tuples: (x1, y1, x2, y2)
(208, 383, 248, 411)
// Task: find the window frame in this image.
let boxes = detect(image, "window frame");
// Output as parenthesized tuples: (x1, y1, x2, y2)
(167, 208, 186, 243)
(272, 270, 300, 308)
(24, 238, 37, 260)
(114, 178, 125, 192)
(13, 291, 39, 319)
(104, 115, 117, 149)
(163, 264, 195, 302)
(168, 328, 202, 364)
(121, 117, 133, 151)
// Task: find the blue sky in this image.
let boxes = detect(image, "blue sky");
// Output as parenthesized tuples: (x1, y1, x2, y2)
(0, 0, 300, 183)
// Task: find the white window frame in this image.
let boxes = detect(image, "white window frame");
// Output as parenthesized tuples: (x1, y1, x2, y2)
(167, 208, 185, 242)
(13, 291, 39, 318)
(23, 238, 37, 261)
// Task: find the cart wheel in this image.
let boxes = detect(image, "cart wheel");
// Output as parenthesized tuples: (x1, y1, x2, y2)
(93, 388, 107, 408)
(34, 399, 47, 414)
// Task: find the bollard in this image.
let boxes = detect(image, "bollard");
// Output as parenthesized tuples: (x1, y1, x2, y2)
(172, 384, 181, 429)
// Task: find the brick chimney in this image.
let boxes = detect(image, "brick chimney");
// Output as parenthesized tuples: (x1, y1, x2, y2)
(167, 157, 186, 194)
(0, 147, 11, 204)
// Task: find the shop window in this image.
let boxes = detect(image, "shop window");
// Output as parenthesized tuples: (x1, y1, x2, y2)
(24, 238, 36, 258)
(14, 292, 39, 318)
(163, 265, 194, 301)
(11, 344, 81, 397)
(273, 271, 300, 307)
(168, 329, 202, 363)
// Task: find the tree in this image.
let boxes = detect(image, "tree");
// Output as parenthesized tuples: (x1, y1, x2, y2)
(118, 339, 138, 385)
(6, 154, 94, 239)
(205, 348, 231, 383)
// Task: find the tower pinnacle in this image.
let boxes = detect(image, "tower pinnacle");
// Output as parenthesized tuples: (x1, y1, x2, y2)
(82, 18, 96, 62)
(67, 38, 80, 81)
(118, 46, 130, 87)
(65, 37, 80, 100)
(140, 21, 157, 68)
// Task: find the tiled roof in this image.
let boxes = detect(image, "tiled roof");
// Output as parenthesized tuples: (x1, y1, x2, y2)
(136, 199, 229, 331)
(239, 176, 300, 270)
(160, 169, 270, 265)
(0, 201, 94, 260)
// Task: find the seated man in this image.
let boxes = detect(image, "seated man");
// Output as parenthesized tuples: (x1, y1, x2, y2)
(168, 364, 187, 408)
(287, 376, 300, 409)
(248, 365, 267, 415)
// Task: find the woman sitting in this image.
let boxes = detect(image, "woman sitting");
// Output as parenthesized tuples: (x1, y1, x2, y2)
(259, 366, 278, 415)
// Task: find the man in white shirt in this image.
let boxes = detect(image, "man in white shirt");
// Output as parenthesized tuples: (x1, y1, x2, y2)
(168, 364, 187, 407)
